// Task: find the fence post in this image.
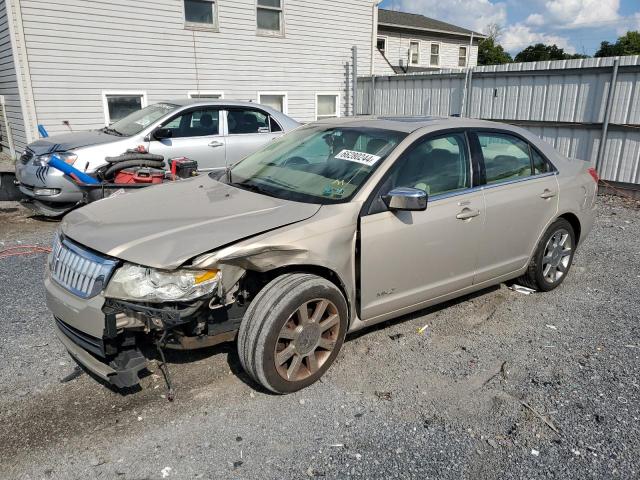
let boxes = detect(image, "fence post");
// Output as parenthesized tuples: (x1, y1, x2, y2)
(460, 69, 469, 117)
(596, 57, 620, 172)
(370, 75, 376, 115)
(352, 46, 358, 116)
(464, 69, 474, 117)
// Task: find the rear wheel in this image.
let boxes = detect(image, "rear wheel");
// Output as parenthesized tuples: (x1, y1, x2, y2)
(237, 273, 348, 394)
(519, 218, 576, 291)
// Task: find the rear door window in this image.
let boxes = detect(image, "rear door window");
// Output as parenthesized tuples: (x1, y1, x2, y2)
(227, 109, 271, 134)
(477, 133, 532, 184)
(532, 148, 552, 174)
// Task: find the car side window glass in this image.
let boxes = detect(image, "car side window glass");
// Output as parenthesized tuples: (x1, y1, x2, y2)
(478, 133, 532, 184)
(228, 109, 270, 135)
(532, 148, 551, 174)
(162, 108, 219, 138)
(388, 133, 471, 197)
(270, 116, 283, 132)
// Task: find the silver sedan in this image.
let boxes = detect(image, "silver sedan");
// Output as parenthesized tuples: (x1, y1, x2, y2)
(15, 99, 299, 216)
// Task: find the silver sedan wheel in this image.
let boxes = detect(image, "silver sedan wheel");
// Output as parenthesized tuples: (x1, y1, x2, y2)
(274, 298, 341, 382)
(542, 228, 572, 283)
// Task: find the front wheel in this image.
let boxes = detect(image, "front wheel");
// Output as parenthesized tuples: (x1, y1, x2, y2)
(519, 218, 576, 292)
(237, 273, 348, 394)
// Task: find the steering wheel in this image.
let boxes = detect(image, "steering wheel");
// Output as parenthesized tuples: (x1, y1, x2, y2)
(282, 156, 309, 168)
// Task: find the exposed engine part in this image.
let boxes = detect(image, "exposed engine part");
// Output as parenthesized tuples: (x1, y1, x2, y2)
(155, 329, 175, 401)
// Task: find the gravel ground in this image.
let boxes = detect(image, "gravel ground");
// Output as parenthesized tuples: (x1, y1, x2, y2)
(0, 196, 638, 479)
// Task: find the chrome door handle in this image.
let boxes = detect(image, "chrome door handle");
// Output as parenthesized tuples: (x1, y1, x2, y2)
(209, 141, 224, 148)
(456, 208, 480, 220)
(540, 189, 557, 199)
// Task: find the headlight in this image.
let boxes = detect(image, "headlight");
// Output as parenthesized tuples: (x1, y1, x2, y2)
(34, 152, 78, 166)
(105, 263, 220, 303)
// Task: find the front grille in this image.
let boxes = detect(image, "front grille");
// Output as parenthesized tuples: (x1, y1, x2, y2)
(55, 317, 105, 357)
(20, 149, 34, 165)
(49, 235, 118, 299)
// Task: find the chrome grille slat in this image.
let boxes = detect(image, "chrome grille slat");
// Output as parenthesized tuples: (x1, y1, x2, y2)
(49, 235, 117, 299)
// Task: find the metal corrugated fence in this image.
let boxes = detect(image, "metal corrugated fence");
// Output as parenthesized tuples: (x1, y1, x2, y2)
(357, 56, 640, 184)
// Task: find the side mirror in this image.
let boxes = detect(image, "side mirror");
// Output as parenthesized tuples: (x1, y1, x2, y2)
(153, 128, 173, 140)
(382, 187, 428, 211)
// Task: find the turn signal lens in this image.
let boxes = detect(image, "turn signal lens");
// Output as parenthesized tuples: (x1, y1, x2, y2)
(195, 270, 219, 284)
(587, 167, 599, 183)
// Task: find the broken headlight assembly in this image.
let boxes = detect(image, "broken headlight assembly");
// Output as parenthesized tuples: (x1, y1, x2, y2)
(34, 151, 78, 167)
(104, 263, 220, 303)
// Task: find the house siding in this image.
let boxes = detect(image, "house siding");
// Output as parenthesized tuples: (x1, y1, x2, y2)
(16, 0, 373, 136)
(0, 0, 27, 154)
(378, 29, 479, 70)
(373, 48, 396, 76)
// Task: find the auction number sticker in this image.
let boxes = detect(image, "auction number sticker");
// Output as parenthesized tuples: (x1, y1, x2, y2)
(334, 149, 381, 167)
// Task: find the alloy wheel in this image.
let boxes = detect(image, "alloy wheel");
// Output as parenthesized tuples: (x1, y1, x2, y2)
(274, 298, 341, 382)
(542, 228, 572, 284)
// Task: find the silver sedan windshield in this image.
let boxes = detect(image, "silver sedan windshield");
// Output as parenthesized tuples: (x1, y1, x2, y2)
(109, 103, 179, 136)
(229, 126, 406, 204)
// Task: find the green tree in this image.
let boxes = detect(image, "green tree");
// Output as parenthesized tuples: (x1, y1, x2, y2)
(595, 31, 640, 57)
(478, 37, 513, 65)
(478, 23, 512, 65)
(514, 43, 587, 62)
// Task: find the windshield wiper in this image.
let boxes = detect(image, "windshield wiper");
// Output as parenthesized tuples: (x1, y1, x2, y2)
(229, 181, 274, 197)
(260, 176, 298, 190)
(101, 126, 124, 137)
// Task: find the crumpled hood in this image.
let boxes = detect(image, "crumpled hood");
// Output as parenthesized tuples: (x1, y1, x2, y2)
(61, 178, 321, 269)
(28, 130, 117, 154)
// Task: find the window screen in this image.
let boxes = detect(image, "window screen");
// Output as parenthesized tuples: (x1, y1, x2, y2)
(317, 95, 338, 120)
(259, 94, 285, 113)
(257, 0, 282, 32)
(430, 44, 440, 66)
(106, 95, 143, 123)
(409, 41, 419, 65)
(184, 0, 216, 25)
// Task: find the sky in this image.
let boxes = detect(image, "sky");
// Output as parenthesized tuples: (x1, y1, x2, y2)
(380, 0, 640, 55)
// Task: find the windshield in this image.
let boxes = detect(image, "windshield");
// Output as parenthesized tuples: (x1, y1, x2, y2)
(107, 103, 179, 136)
(227, 126, 407, 204)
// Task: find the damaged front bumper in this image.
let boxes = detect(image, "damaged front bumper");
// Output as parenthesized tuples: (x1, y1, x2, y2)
(46, 273, 244, 389)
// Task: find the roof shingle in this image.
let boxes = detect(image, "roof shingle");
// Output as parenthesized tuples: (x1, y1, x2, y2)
(378, 9, 485, 38)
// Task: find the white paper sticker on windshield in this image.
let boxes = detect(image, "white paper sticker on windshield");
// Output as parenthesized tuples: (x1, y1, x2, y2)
(334, 149, 381, 167)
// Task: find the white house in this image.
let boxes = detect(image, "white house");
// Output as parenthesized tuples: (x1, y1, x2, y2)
(375, 9, 483, 74)
(0, 1, 483, 157)
(0, 0, 379, 154)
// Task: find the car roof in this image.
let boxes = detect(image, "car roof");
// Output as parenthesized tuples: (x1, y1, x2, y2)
(160, 98, 300, 128)
(312, 116, 526, 134)
(165, 98, 262, 108)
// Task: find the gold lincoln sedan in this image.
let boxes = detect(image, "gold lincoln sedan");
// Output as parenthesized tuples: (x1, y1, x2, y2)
(46, 117, 598, 394)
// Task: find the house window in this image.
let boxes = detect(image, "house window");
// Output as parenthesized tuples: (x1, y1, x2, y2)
(184, 0, 217, 27)
(102, 92, 147, 125)
(316, 93, 340, 120)
(459, 46, 468, 67)
(258, 92, 288, 113)
(409, 41, 420, 65)
(257, 0, 283, 34)
(188, 91, 224, 99)
(430, 43, 440, 67)
(376, 37, 386, 54)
